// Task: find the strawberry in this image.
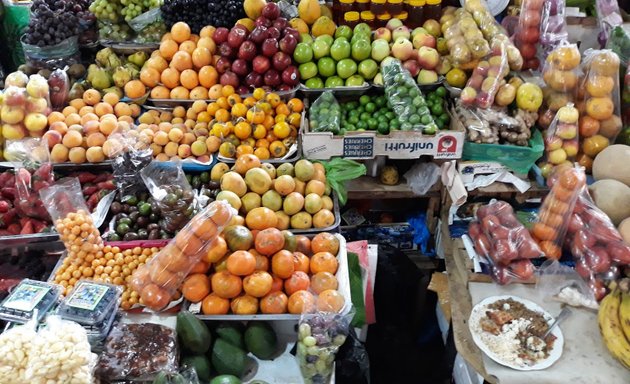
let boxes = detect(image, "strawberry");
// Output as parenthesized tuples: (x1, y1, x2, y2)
(20, 220, 34, 235)
(82, 185, 98, 196)
(32, 220, 48, 233)
(74, 172, 97, 183)
(7, 223, 20, 235)
(0, 209, 17, 227)
(32, 163, 53, 181)
(0, 200, 10, 213)
(96, 180, 116, 190)
(93, 173, 111, 183)
(15, 168, 32, 198)
(1, 188, 16, 200)
(0, 230, 12, 236)
(0, 172, 12, 187)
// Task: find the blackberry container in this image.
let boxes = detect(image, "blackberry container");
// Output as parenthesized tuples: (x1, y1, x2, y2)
(0, 279, 63, 324)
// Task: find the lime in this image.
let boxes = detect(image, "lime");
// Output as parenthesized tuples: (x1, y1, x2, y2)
(439, 113, 450, 124)
(349, 115, 359, 124)
(385, 112, 395, 120)
(360, 112, 371, 121)
(359, 95, 370, 105)
(377, 123, 389, 135)
(431, 104, 444, 116)
(436, 119, 445, 129)
(365, 102, 376, 113)
(367, 118, 378, 129)
(421, 115, 433, 125)
(401, 122, 412, 131)
(357, 121, 367, 129)
(424, 123, 438, 135)
(390, 120, 400, 130)
(409, 114, 421, 124)
(436, 86, 447, 98)
(345, 124, 356, 131)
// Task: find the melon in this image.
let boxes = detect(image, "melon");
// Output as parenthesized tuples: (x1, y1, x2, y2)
(592, 144, 630, 187)
(619, 218, 630, 243)
(589, 179, 630, 226)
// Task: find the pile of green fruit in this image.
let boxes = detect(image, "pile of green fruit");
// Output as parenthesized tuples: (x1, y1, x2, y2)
(340, 94, 397, 135)
(176, 312, 278, 383)
(383, 60, 439, 134)
(107, 191, 173, 241)
(294, 23, 379, 89)
(309, 92, 342, 133)
(425, 87, 450, 130)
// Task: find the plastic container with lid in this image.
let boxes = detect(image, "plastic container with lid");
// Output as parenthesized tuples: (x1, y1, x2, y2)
(0, 279, 63, 323)
(387, 0, 404, 16)
(57, 280, 121, 325)
(371, 0, 386, 15)
(356, 0, 369, 12)
(407, 0, 425, 28)
(360, 10, 376, 27)
(344, 11, 360, 27)
(377, 12, 391, 28)
(339, 0, 356, 24)
(424, 0, 441, 21)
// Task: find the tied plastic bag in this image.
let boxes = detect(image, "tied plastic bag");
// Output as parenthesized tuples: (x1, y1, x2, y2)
(565, 188, 630, 300)
(47, 68, 70, 111)
(460, 41, 510, 109)
(403, 162, 440, 196)
(578, 49, 622, 157)
(110, 130, 153, 196)
(5, 138, 54, 222)
(96, 323, 179, 381)
(296, 312, 351, 384)
(540, 41, 581, 128)
(440, 7, 490, 69)
(130, 201, 234, 311)
(141, 161, 196, 233)
(309, 91, 341, 134)
(539, 103, 579, 178)
(316, 158, 366, 205)
(595, 0, 623, 48)
(514, 0, 544, 70)
(532, 166, 586, 260)
(382, 59, 438, 134)
(536, 260, 598, 309)
(539, 0, 569, 63)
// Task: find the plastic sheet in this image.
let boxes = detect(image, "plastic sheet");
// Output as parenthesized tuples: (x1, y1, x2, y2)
(111, 131, 153, 196)
(96, 322, 179, 381)
(536, 260, 598, 309)
(538, 0, 569, 63)
(403, 162, 440, 196)
(309, 91, 341, 134)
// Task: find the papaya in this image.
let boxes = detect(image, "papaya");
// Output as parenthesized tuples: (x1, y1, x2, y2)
(181, 355, 212, 382)
(210, 375, 242, 384)
(211, 338, 247, 377)
(244, 321, 277, 360)
(177, 311, 212, 354)
(215, 322, 245, 349)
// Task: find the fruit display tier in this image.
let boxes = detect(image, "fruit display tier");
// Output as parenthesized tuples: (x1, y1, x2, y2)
(147, 85, 300, 107)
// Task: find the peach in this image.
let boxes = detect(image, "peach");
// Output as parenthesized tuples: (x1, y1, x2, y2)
(50, 143, 69, 163)
(99, 118, 117, 136)
(62, 130, 83, 148)
(47, 111, 65, 125)
(42, 130, 63, 148)
(178, 144, 192, 158)
(83, 120, 101, 135)
(164, 142, 179, 157)
(80, 113, 99, 125)
(168, 127, 184, 142)
(102, 138, 123, 158)
(94, 102, 114, 117)
(86, 132, 106, 147)
(83, 89, 101, 105)
(86, 146, 105, 163)
(50, 121, 68, 135)
(62, 106, 78, 116)
(114, 102, 132, 117)
(68, 147, 86, 163)
(79, 106, 95, 116)
(65, 113, 81, 126)
(191, 140, 207, 156)
(2, 123, 26, 140)
(155, 153, 169, 161)
(24, 113, 47, 132)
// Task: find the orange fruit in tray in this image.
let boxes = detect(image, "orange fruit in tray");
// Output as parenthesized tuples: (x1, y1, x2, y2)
(310, 252, 339, 274)
(227, 250, 257, 276)
(288, 290, 316, 314)
(284, 271, 310, 296)
(260, 291, 289, 314)
(293, 252, 310, 274)
(243, 271, 273, 297)
(270, 276, 284, 293)
(255, 228, 285, 256)
(202, 293, 230, 315)
(171, 21, 191, 43)
(206, 236, 228, 263)
(311, 272, 339, 294)
(296, 235, 312, 255)
(317, 289, 345, 313)
(189, 260, 211, 274)
(182, 274, 211, 303)
(246, 207, 278, 230)
(231, 294, 259, 315)
(311, 232, 339, 255)
(254, 253, 269, 272)
(271, 250, 295, 279)
(211, 271, 243, 299)
(141, 284, 171, 310)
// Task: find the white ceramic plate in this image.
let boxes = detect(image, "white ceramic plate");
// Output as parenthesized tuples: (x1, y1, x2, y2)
(469, 295, 564, 371)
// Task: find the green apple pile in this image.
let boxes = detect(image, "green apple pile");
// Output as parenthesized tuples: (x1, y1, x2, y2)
(294, 23, 379, 88)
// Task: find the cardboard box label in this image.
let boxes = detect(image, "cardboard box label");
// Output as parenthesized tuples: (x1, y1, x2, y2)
(343, 137, 374, 158)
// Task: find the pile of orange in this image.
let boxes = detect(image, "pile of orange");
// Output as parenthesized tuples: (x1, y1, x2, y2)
(181, 229, 346, 315)
(143, 22, 219, 100)
(43, 89, 141, 164)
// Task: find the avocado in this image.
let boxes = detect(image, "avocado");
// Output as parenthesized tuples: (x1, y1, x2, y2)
(215, 322, 245, 349)
(211, 338, 247, 377)
(244, 321, 277, 360)
(181, 355, 212, 382)
(177, 311, 212, 354)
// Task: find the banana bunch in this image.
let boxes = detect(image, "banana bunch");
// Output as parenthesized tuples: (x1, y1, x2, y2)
(599, 279, 630, 369)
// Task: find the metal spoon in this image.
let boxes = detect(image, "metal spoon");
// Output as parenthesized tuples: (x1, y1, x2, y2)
(543, 306, 572, 339)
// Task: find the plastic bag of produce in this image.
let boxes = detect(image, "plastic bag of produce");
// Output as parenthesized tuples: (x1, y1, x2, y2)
(309, 91, 341, 134)
(96, 322, 179, 381)
(577, 49, 622, 166)
(128, 7, 161, 32)
(5, 138, 53, 221)
(538, 104, 579, 178)
(538, 0, 569, 63)
(536, 260, 598, 309)
(440, 7, 489, 70)
(382, 59, 438, 133)
(316, 158, 366, 205)
(606, 26, 630, 78)
(297, 312, 352, 384)
(129, 8, 166, 44)
(462, 0, 523, 71)
(460, 41, 510, 109)
(98, 20, 133, 43)
(531, 165, 586, 260)
(141, 160, 196, 233)
(514, 0, 544, 70)
(0, 316, 37, 383)
(110, 130, 153, 196)
(47, 68, 70, 111)
(21, 36, 80, 70)
(595, 0, 623, 48)
(130, 201, 234, 311)
(540, 41, 581, 118)
(564, 188, 630, 300)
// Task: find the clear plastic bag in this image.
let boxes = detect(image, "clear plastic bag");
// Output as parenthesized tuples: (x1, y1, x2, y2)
(96, 322, 179, 381)
(440, 8, 488, 69)
(141, 161, 196, 233)
(514, 0, 544, 70)
(539, 0, 569, 63)
(21, 35, 79, 60)
(309, 91, 341, 134)
(469, 199, 544, 267)
(5, 138, 54, 221)
(595, 0, 623, 48)
(297, 312, 351, 384)
(565, 188, 630, 300)
(403, 162, 440, 196)
(0, 316, 38, 383)
(539, 104, 579, 177)
(382, 59, 438, 133)
(578, 49, 622, 163)
(540, 41, 581, 121)
(111, 131, 153, 196)
(606, 26, 630, 77)
(532, 165, 586, 260)
(128, 7, 161, 32)
(460, 41, 510, 109)
(47, 68, 70, 111)
(130, 201, 234, 311)
(536, 259, 599, 308)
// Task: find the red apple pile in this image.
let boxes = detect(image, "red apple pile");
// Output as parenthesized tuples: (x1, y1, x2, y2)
(460, 45, 510, 109)
(567, 190, 630, 300)
(468, 200, 542, 285)
(214, 2, 300, 94)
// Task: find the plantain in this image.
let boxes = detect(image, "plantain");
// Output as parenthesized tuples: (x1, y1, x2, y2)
(619, 290, 630, 343)
(599, 290, 630, 369)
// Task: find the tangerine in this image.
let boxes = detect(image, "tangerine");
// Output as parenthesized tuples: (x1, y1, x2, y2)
(254, 253, 269, 271)
(159, 39, 179, 60)
(260, 291, 288, 314)
(293, 252, 310, 273)
(284, 271, 310, 296)
(311, 272, 338, 294)
(243, 271, 273, 297)
(211, 271, 243, 299)
(311, 232, 339, 254)
(246, 207, 278, 230)
(316, 289, 345, 313)
(180, 69, 199, 90)
(171, 21, 191, 43)
(199, 66, 218, 88)
(579, 116, 600, 137)
(202, 293, 230, 314)
(227, 250, 257, 276)
(287, 290, 316, 314)
(182, 274, 211, 303)
(271, 250, 295, 279)
(270, 276, 284, 292)
(231, 294, 258, 314)
(310, 252, 338, 274)
(141, 284, 171, 310)
(255, 228, 285, 256)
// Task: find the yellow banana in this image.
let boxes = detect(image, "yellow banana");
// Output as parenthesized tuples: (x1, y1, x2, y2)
(599, 290, 630, 369)
(619, 291, 630, 343)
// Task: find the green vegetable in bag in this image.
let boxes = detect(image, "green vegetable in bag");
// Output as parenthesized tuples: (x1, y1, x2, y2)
(317, 158, 366, 205)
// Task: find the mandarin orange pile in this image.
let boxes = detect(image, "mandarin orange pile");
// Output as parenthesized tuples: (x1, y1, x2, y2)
(182, 229, 345, 315)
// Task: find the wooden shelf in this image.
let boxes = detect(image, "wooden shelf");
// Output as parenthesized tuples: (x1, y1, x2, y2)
(345, 176, 441, 200)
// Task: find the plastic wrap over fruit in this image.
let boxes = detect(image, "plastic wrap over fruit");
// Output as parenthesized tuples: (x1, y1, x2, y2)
(460, 41, 509, 109)
(130, 200, 235, 311)
(565, 189, 630, 300)
(595, 0, 623, 48)
(382, 59, 438, 133)
(532, 165, 586, 260)
(309, 91, 341, 134)
(577, 49, 621, 167)
(47, 68, 69, 111)
(440, 7, 488, 69)
(540, 42, 581, 130)
(538, 104, 579, 178)
(538, 0, 568, 62)
(514, 0, 544, 70)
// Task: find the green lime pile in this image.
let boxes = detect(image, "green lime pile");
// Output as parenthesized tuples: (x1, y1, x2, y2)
(425, 87, 450, 130)
(309, 92, 342, 133)
(339, 94, 397, 135)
